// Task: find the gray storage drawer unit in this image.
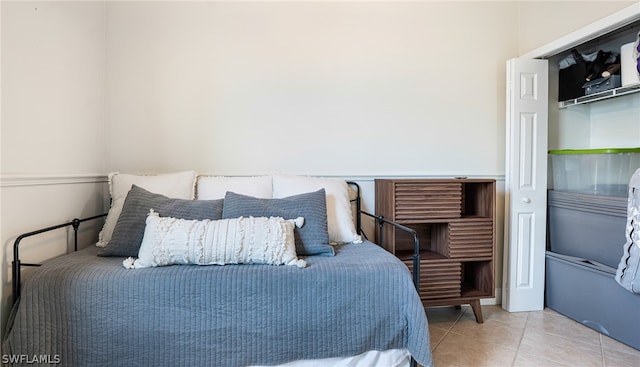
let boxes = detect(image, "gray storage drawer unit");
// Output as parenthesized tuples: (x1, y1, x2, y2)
(547, 190, 627, 268)
(546, 251, 640, 350)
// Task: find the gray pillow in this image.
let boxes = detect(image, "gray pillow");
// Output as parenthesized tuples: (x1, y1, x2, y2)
(222, 189, 333, 256)
(98, 185, 224, 257)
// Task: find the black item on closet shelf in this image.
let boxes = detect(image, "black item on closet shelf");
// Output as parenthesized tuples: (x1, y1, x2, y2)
(585, 50, 613, 81)
(558, 49, 588, 101)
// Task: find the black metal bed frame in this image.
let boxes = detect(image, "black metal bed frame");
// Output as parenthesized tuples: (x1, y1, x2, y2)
(347, 182, 421, 367)
(10, 181, 421, 366)
(347, 182, 421, 292)
(11, 213, 107, 302)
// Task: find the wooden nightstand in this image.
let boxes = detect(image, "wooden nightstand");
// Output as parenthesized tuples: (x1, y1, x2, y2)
(375, 178, 496, 323)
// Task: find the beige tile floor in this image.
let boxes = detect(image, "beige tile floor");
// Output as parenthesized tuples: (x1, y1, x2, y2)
(425, 305, 640, 367)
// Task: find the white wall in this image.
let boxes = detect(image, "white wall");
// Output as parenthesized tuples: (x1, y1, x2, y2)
(0, 1, 108, 332)
(105, 1, 518, 177)
(590, 96, 640, 148)
(1, 1, 106, 174)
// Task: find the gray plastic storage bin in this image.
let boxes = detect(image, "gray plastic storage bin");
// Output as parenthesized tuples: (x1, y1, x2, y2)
(546, 251, 640, 350)
(547, 190, 627, 268)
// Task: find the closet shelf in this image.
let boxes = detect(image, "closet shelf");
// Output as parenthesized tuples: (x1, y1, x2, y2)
(559, 82, 640, 108)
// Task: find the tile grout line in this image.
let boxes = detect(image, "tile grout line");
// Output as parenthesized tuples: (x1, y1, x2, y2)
(428, 306, 468, 352)
(510, 310, 530, 367)
(600, 334, 606, 367)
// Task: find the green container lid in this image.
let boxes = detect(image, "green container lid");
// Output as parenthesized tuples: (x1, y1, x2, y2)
(549, 147, 640, 155)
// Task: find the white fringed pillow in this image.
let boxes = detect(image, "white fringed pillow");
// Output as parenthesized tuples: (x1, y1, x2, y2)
(124, 211, 307, 269)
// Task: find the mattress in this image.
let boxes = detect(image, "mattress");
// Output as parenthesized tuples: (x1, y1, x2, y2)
(3, 241, 433, 367)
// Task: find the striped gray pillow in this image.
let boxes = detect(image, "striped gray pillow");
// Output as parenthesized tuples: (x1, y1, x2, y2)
(222, 189, 333, 256)
(99, 185, 224, 257)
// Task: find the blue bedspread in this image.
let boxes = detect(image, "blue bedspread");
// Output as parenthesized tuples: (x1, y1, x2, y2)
(3, 241, 432, 367)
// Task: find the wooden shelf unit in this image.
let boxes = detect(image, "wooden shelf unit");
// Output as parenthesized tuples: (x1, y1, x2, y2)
(375, 178, 496, 323)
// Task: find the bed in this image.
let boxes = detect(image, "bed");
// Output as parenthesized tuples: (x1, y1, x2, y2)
(3, 173, 433, 367)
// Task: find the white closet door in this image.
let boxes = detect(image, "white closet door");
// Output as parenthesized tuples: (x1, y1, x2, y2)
(503, 58, 549, 312)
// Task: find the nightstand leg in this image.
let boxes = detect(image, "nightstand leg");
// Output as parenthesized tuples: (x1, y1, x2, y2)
(469, 299, 484, 323)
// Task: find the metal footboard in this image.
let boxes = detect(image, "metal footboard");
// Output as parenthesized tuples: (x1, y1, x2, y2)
(346, 181, 421, 291)
(360, 211, 421, 292)
(12, 213, 107, 302)
(361, 213, 421, 367)
(347, 181, 421, 367)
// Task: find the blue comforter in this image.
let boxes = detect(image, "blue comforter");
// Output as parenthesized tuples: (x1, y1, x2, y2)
(3, 241, 432, 367)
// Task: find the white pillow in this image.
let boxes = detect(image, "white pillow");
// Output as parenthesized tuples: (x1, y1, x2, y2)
(272, 175, 362, 244)
(196, 175, 273, 200)
(124, 211, 306, 269)
(97, 171, 197, 247)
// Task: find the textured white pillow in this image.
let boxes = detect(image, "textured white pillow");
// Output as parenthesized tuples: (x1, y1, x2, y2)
(196, 175, 273, 200)
(97, 171, 197, 248)
(272, 175, 362, 244)
(124, 211, 307, 269)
